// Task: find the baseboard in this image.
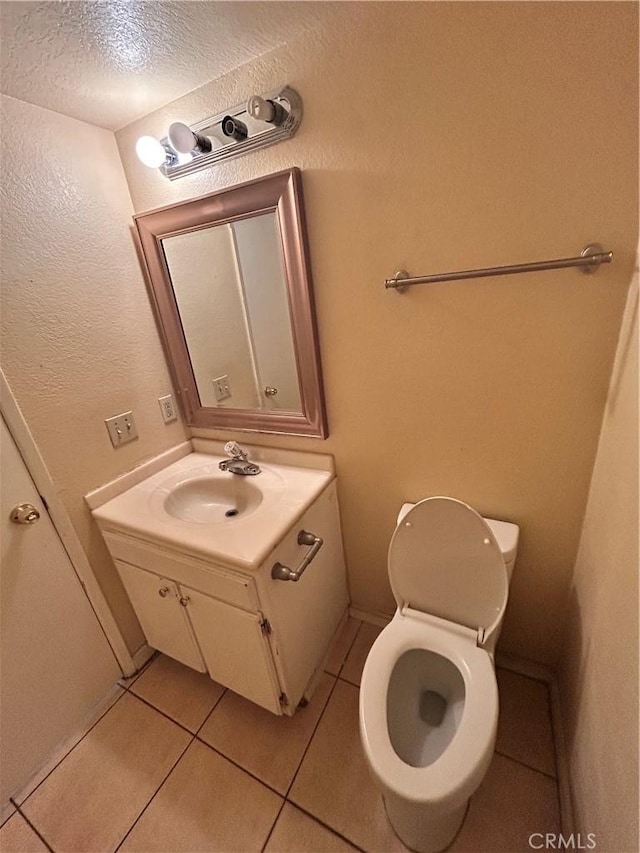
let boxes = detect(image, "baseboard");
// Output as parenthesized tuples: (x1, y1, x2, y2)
(495, 650, 554, 682)
(132, 643, 155, 673)
(547, 677, 575, 837)
(348, 604, 392, 628)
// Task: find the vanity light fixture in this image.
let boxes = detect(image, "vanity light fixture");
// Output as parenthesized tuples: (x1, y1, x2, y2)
(134, 85, 302, 181)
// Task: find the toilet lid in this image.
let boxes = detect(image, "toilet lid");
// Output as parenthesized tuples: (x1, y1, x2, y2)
(388, 497, 508, 634)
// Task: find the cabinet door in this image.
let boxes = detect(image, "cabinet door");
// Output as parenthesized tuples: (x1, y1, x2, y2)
(257, 481, 348, 708)
(181, 586, 282, 714)
(114, 560, 206, 672)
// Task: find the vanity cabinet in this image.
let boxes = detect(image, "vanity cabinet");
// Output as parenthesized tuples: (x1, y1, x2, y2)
(100, 479, 348, 715)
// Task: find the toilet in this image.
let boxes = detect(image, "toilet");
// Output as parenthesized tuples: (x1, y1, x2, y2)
(359, 497, 519, 853)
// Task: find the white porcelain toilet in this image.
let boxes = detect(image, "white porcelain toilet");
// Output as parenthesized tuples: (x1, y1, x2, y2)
(359, 496, 519, 853)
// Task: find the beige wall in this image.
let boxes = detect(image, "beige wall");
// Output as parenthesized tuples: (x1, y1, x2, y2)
(560, 261, 639, 851)
(0, 94, 188, 654)
(117, 3, 638, 666)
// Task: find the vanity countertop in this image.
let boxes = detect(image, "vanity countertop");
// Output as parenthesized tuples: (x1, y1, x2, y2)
(90, 451, 334, 571)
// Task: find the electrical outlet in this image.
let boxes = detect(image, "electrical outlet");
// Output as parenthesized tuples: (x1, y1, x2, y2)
(105, 411, 138, 447)
(158, 394, 177, 423)
(212, 375, 231, 402)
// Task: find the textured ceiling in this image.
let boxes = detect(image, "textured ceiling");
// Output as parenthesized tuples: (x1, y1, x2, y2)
(0, 1, 338, 130)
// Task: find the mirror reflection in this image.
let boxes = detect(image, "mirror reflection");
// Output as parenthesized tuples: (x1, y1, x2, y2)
(161, 212, 302, 413)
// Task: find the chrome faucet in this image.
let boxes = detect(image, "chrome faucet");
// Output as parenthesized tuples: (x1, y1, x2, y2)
(218, 441, 261, 476)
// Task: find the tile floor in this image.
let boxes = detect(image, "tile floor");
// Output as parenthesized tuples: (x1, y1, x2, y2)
(1, 618, 561, 853)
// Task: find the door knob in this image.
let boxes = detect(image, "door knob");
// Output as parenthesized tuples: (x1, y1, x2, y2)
(10, 503, 40, 524)
(264, 387, 278, 397)
(158, 587, 170, 598)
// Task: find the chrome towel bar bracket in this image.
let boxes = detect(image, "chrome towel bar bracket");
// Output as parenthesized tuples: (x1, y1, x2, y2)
(385, 244, 613, 292)
(271, 530, 324, 582)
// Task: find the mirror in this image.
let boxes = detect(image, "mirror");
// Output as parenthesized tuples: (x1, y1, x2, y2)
(134, 168, 327, 437)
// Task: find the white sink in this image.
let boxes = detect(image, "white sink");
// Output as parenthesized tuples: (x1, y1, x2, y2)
(162, 477, 261, 523)
(90, 451, 333, 570)
(149, 463, 278, 524)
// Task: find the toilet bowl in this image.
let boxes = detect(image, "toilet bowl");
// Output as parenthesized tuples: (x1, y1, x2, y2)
(359, 497, 519, 853)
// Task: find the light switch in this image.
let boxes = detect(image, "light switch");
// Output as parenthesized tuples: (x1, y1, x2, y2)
(105, 411, 138, 447)
(212, 375, 231, 402)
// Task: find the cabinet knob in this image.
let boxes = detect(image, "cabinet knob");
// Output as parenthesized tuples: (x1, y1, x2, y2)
(179, 596, 190, 607)
(158, 587, 170, 598)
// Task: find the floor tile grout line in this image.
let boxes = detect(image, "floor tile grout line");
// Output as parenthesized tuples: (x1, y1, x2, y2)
(194, 688, 228, 737)
(8, 800, 54, 852)
(124, 663, 228, 738)
(15, 687, 129, 808)
(126, 688, 202, 738)
(283, 674, 341, 801)
(260, 674, 360, 853)
(0, 808, 16, 830)
(193, 736, 285, 799)
(494, 749, 558, 781)
(193, 675, 340, 802)
(114, 734, 196, 852)
(283, 801, 367, 853)
(282, 674, 367, 853)
(334, 619, 365, 681)
(337, 673, 361, 689)
(259, 798, 287, 853)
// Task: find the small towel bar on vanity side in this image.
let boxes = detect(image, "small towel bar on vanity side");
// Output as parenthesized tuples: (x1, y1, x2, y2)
(271, 530, 324, 582)
(385, 243, 613, 292)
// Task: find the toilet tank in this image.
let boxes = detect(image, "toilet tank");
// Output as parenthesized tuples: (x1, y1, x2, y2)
(397, 503, 520, 582)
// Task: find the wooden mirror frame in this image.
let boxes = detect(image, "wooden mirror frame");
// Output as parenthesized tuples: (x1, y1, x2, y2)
(134, 168, 328, 438)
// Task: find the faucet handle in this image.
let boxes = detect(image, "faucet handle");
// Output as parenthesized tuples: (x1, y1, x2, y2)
(224, 441, 248, 460)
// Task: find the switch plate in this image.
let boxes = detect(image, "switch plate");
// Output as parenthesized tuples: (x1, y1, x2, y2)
(158, 394, 177, 423)
(212, 375, 231, 402)
(105, 411, 138, 447)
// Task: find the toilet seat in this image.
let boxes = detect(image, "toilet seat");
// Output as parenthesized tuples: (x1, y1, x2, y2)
(359, 611, 498, 808)
(388, 497, 508, 644)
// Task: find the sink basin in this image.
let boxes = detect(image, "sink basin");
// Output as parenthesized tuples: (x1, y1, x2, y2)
(90, 451, 334, 570)
(161, 475, 263, 524)
(149, 463, 281, 525)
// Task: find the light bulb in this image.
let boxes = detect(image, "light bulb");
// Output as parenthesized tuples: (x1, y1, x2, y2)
(247, 95, 274, 122)
(246, 95, 288, 126)
(168, 122, 212, 155)
(135, 135, 168, 168)
(168, 122, 196, 154)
